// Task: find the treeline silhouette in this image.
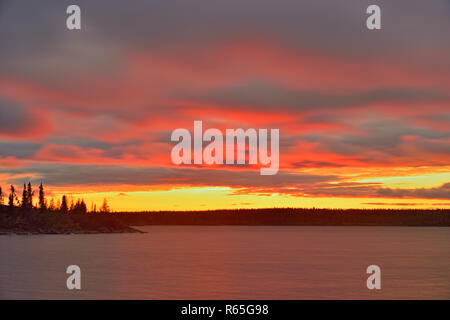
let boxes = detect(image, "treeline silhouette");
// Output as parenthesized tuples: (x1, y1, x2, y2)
(0, 182, 110, 214)
(0, 182, 137, 234)
(111, 208, 450, 227)
(1, 182, 449, 234)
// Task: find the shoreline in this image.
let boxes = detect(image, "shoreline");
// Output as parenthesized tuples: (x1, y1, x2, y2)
(1, 208, 449, 235)
(0, 226, 145, 235)
(2, 224, 450, 236)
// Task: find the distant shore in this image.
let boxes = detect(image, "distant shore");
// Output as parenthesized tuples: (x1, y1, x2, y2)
(114, 208, 450, 227)
(1, 208, 449, 235)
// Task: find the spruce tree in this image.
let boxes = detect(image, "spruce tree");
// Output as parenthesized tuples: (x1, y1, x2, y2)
(99, 198, 110, 213)
(60, 195, 68, 214)
(39, 182, 46, 211)
(27, 182, 33, 209)
(8, 185, 17, 209)
(48, 198, 56, 212)
(21, 184, 28, 208)
(80, 199, 87, 214)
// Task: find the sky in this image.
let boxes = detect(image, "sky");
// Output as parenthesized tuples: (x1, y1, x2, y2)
(0, 0, 449, 211)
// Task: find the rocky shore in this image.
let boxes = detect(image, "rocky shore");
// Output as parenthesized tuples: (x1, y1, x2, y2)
(0, 226, 144, 235)
(0, 208, 145, 235)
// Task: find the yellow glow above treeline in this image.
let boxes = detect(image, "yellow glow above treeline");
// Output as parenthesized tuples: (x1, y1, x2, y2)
(44, 186, 449, 212)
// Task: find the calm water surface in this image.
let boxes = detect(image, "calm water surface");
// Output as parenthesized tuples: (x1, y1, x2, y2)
(0, 226, 449, 299)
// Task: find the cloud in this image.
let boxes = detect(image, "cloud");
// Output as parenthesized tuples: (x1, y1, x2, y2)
(0, 140, 43, 158)
(0, 163, 339, 188)
(2, 162, 448, 201)
(362, 202, 425, 206)
(378, 183, 450, 200)
(292, 160, 345, 168)
(2, 1, 450, 76)
(0, 98, 44, 136)
(183, 82, 447, 111)
(239, 181, 450, 200)
(300, 118, 450, 165)
(0, 0, 449, 207)
(362, 202, 449, 207)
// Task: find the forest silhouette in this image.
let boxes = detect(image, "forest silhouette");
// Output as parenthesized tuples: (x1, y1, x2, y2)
(0, 182, 449, 234)
(0, 182, 128, 234)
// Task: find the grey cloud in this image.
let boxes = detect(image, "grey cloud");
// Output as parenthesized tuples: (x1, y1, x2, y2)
(378, 183, 450, 200)
(302, 118, 450, 156)
(47, 137, 143, 157)
(1, 0, 450, 82)
(0, 163, 338, 188)
(292, 160, 345, 168)
(48, 137, 112, 150)
(0, 1, 123, 83)
(362, 202, 449, 206)
(361, 202, 425, 206)
(183, 82, 447, 111)
(2, 162, 448, 200)
(426, 114, 450, 124)
(414, 138, 450, 154)
(0, 140, 43, 158)
(298, 182, 382, 197)
(280, 181, 450, 200)
(0, 98, 33, 134)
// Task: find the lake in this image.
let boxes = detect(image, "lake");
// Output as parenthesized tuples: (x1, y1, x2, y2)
(0, 226, 449, 299)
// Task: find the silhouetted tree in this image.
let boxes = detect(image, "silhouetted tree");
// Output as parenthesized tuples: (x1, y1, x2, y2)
(48, 198, 56, 212)
(80, 199, 87, 213)
(72, 199, 87, 214)
(27, 182, 33, 209)
(69, 197, 75, 212)
(60, 195, 68, 214)
(99, 198, 111, 213)
(21, 184, 28, 209)
(8, 185, 17, 209)
(0, 186, 3, 206)
(80, 199, 87, 214)
(39, 182, 46, 211)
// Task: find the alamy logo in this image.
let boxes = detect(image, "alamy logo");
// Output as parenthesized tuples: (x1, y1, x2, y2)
(66, 265, 81, 290)
(366, 265, 381, 290)
(366, 5, 381, 30)
(171, 121, 279, 175)
(66, 5, 81, 30)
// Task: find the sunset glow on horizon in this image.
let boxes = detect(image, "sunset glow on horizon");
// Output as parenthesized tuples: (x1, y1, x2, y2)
(0, 0, 449, 211)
